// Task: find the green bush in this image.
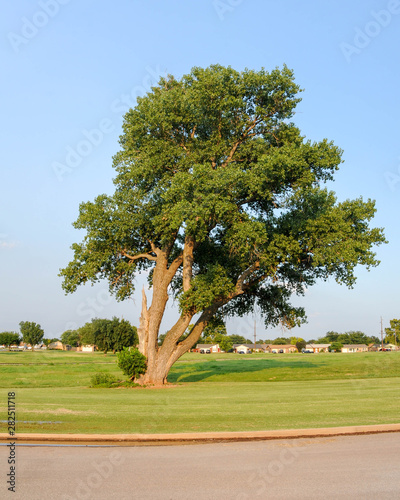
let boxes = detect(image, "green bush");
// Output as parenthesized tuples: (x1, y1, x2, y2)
(116, 347, 147, 380)
(330, 342, 343, 353)
(90, 372, 117, 387)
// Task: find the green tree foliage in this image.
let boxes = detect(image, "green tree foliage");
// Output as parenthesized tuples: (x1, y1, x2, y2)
(78, 322, 96, 346)
(330, 342, 343, 352)
(295, 339, 307, 352)
(0, 332, 21, 350)
(19, 321, 44, 351)
(109, 318, 139, 353)
(218, 336, 233, 352)
(61, 330, 80, 347)
(60, 65, 386, 384)
(202, 316, 227, 341)
(77, 318, 138, 353)
(272, 337, 291, 345)
(116, 347, 147, 381)
(385, 319, 400, 345)
(318, 331, 339, 343)
(228, 335, 248, 345)
(318, 331, 377, 345)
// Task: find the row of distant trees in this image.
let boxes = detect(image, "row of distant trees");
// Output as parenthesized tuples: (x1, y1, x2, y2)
(0, 322, 48, 351)
(0, 318, 138, 353)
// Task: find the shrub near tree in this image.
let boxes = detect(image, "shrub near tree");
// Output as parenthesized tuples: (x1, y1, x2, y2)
(116, 347, 147, 381)
(0, 332, 21, 350)
(19, 321, 44, 351)
(60, 64, 386, 385)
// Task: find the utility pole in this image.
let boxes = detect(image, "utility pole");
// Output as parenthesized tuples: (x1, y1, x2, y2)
(381, 316, 384, 351)
(254, 318, 256, 351)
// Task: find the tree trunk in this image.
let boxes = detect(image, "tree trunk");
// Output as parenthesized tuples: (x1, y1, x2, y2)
(136, 351, 171, 385)
(133, 243, 227, 386)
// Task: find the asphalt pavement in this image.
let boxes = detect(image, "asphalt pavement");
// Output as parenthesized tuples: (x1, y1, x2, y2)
(1, 431, 400, 499)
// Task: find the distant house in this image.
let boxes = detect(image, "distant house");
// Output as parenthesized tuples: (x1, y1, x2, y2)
(266, 344, 297, 354)
(342, 344, 368, 353)
(369, 343, 398, 351)
(233, 344, 266, 353)
(48, 341, 63, 350)
(195, 344, 220, 353)
(309, 343, 331, 353)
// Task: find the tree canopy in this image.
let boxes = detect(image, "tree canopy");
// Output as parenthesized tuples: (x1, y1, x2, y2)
(385, 319, 400, 345)
(317, 331, 379, 345)
(60, 330, 80, 347)
(0, 332, 21, 350)
(60, 64, 386, 384)
(64, 318, 138, 353)
(19, 321, 44, 351)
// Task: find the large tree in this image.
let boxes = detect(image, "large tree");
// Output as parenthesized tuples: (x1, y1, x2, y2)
(70, 318, 138, 352)
(19, 321, 44, 351)
(60, 65, 386, 385)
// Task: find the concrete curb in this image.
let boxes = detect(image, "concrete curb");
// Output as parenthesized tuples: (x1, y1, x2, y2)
(1, 423, 400, 445)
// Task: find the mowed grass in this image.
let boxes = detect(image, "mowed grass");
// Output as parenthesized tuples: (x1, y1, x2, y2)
(1, 350, 399, 434)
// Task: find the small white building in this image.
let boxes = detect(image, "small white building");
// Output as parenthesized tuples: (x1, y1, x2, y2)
(309, 343, 331, 353)
(342, 344, 368, 353)
(233, 344, 252, 354)
(79, 345, 96, 352)
(267, 344, 297, 354)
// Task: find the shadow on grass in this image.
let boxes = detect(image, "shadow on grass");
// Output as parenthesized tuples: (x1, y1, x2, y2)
(167, 358, 319, 383)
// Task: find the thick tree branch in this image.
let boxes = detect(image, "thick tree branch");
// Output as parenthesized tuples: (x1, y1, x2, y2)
(121, 250, 157, 262)
(165, 254, 183, 284)
(236, 261, 260, 292)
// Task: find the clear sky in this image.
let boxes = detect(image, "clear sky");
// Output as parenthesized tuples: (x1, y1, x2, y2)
(1, 0, 399, 341)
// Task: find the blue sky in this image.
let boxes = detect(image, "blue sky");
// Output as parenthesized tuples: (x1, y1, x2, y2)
(1, 0, 399, 341)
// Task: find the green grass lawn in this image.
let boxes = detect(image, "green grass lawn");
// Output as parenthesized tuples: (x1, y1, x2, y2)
(1, 350, 399, 434)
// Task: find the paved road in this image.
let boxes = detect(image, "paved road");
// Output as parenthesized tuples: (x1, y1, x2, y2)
(1, 433, 400, 499)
